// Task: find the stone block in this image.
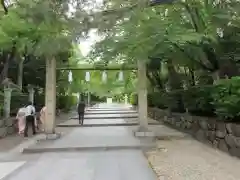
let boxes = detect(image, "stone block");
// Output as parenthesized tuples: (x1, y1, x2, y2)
(218, 139, 229, 153)
(225, 134, 237, 148)
(229, 147, 240, 158)
(207, 120, 216, 130)
(7, 126, 15, 135)
(134, 131, 155, 137)
(215, 123, 226, 138)
(196, 129, 207, 142)
(225, 134, 240, 148)
(181, 122, 187, 129)
(216, 122, 226, 131)
(226, 123, 233, 134)
(235, 137, 240, 148)
(186, 122, 192, 129)
(0, 127, 7, 138)
(163, 116, 168, 122)
(213, 139, 219, 148)
(216, 130, 226, 138)
(172, 114, 181, 122)
(231, 124, 240, 137)
(5, 118, 14, 127)
(186, 115, 193, 123)
(45, 133, 61, 140)
(206, 131, 215, 142)
(0, 120, 5, 127)
(199, 119, 208, 130)
(175, 122, 181, 127)
(192, 122, 200, 132)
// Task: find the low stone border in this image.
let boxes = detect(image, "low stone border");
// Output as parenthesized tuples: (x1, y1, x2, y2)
(142, 151, 159, 178)
(0, 117, 17, 138)
(148, 107, 240, 158)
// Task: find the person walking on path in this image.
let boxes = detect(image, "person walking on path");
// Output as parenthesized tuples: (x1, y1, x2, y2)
(77, 101, 85, 125)
(16, 105, 27, 135)
(24, 102, 36, 137)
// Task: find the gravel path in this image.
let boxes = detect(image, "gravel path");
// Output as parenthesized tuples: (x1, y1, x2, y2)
(146, 137, 240, 180)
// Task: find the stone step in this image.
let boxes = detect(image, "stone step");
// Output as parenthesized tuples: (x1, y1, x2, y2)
(70, 116, 138, 119)
(84, 111, 137, 115)
(22, 144, 156, 154)
(57, 122, 160, 127)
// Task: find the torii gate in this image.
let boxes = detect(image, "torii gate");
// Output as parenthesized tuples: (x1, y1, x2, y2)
(44, 59, 149, 139)
(43, 0, 175, 138)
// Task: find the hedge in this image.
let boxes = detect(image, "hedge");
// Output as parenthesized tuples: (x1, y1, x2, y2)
(131, 76, 240, 121)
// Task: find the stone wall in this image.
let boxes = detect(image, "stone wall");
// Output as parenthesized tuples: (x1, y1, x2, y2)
(0, 117, 17, 138)
(148, 107, 240, 158)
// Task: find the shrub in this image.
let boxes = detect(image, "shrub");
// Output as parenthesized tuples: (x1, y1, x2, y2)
(128, 76, 240, 121)
(148, 91, 168, 109)
(147, 86, 215, 115)
(212, 77, 240, 121)
(166, 90, 185, 113)
(57, 95, 77, 111)
(182, 86, 215, 116)
(129, 93, 138, 105)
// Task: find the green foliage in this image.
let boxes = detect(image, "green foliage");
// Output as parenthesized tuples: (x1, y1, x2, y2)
(10, 92, 28, 115)
(56, 95, 78, 111)
(130, 77, 240, 121)
(166, 90, 185, 113)
(129, 93, 137, 106)
(182, 86, 214, 116)
(148, 91, 167, 109)
(212, 77, 240, 121)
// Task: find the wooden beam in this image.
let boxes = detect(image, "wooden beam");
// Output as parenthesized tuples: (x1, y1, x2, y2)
(56, 67, 137, 70)
(56, 64, 138, 70)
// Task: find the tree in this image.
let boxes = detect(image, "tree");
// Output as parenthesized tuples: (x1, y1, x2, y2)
(89, 0, 240, 90)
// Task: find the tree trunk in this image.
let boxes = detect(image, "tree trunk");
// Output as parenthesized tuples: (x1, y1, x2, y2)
(189, 67, 195, 86)
(212, 71, 220, 84)
(166, 59, 181, 90)
(0, 46, 16, 83)
(3, 87, 12, 118)
(17, 58, 24, 90)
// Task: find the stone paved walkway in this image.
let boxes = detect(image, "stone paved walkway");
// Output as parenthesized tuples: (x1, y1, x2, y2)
(0, 103, 157, 180)
(2, 103, 240, 180)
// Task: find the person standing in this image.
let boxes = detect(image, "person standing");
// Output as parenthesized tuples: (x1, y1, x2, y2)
(39, 106, 46, 132)
(24, 102, 36, 137)
(77, 101, 85, 125)
(16, 105, 27, 135)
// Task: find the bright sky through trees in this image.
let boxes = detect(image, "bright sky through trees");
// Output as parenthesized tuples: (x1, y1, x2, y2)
(79, 29, 101, 57)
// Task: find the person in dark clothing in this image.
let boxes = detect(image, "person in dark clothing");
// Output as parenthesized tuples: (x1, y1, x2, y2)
(77, 101, 85, 125)
(24, 101, 36, 137)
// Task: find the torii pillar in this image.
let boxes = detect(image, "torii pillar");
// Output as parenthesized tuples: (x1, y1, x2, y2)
(134, 60, 153, 137)
(44, 57, 59, 139)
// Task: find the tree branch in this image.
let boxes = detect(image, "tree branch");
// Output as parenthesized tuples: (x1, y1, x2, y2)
(1, 0, 8, 14)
